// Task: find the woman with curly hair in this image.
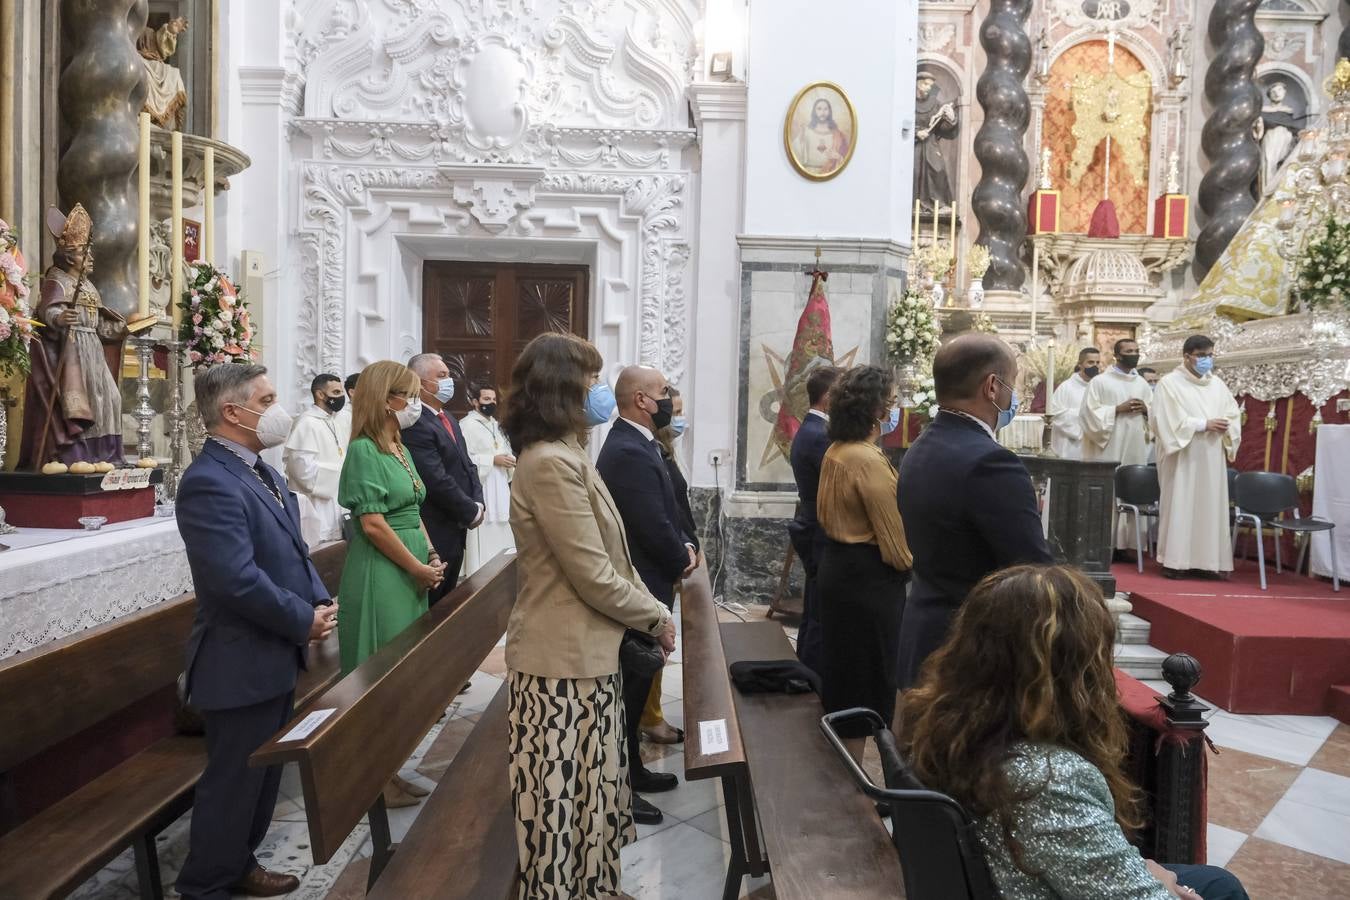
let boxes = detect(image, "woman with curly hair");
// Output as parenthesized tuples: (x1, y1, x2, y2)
(899, 564, 1248, 900)
(816, 364, 912, 760)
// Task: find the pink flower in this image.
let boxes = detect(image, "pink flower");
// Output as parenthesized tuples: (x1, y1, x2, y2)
(189, 350, 203, 363)
(192, 313, 202, 325)
(0, 319, 10, 340)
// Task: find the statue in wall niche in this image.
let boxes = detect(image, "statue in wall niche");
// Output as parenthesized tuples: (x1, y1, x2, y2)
(138, 16, 189, 130)
(914, 69, 958, 213)
(147, 219, 172, 318)
(1167, 28, 1191, 87)
(1254, 81, 1303, 196)
(18, 205, 127, 468)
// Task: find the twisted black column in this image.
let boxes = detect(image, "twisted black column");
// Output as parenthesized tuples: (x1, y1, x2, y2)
(1340, 1, 1350, 62)
(972, 0, 1033, 291)
(57, 0, 148, 317)
(1195, 0, 1263, 279)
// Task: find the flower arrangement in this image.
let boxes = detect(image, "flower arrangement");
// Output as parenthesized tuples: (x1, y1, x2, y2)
(885, 288, 943, 366)
(907, 370, 937, 420)
(1296, 218, 1350, 312)
(967, 244, 992, 279)
(178, 263, 257, 369)
(0, 219, 38, 378)
(1022, 342, 1077, 390)
(971, 312, 999, 334)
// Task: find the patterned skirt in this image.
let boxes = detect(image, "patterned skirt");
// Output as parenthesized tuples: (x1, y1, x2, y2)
(508, 670, 633, 899)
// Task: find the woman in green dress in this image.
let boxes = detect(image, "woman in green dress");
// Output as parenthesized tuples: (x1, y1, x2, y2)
(337, 360, 446, 806)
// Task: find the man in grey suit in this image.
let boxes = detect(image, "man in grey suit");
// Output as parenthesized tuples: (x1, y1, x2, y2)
(175, 364, 337, 900)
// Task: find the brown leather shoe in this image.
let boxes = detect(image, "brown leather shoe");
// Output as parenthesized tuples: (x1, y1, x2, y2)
(232, 865, 300, 897)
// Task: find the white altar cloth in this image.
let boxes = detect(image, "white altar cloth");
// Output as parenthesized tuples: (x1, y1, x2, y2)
(998, 414, 1046, 453)
(0, 516, 191, 658)
(1311, 424, 1350, 581)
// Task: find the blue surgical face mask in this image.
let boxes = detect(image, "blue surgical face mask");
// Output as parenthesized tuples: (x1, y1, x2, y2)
(434, 377, 455, 403)
(880, 407, 900, 436)
(585, 382, 616, 426)
(669, 416, 687, 437)
(1194, 356, 1214, 377)
(994, 380, 1018, 431)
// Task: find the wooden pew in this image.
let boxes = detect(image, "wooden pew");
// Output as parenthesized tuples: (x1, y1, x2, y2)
(0, 540, 347, 900)
(680, 564, 767, 900)
(251, 551, 517, 887)
(720, 620, 904, 898)
(366, 684, 518, 900)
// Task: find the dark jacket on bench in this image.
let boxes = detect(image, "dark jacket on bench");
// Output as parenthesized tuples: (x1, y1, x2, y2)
(178, 439, 330, 711)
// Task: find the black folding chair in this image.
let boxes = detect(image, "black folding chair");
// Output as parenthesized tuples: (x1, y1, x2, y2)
(1232, 471, 1340, 592)
(821, 708, 1000, 900)
(1114, 465, 1160, 573)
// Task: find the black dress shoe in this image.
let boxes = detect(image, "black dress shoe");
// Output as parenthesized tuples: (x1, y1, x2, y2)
(632, 768, 679, 793)
(1162, 567, 1186, 580)
(633, 794, 664, 825)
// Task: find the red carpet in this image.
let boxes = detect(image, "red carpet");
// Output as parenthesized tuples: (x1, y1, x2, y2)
(1116, 559, 1350, 716)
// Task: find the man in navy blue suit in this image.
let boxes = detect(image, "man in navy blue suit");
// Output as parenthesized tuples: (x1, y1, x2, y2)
(597, 365, 697, 826)
(402, 353, 483, 604)
(175, 364, 337, 900)
(897, 335, 1053, 689)
(788, 365, 838, 674)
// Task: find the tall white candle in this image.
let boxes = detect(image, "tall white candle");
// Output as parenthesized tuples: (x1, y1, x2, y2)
(1046, 341, 1057, 407)
(171, 130, 183, 329)
(203, 146, 215, 267)
(137, 113, 150, 319)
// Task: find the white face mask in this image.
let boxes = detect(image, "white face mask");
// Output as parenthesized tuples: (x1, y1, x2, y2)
(237, 402, 293, 449)
(393, 397, 423, 429)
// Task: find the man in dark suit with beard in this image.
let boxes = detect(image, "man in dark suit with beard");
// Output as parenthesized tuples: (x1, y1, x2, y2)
(597, 364, 697, 826)
(402, 353, 483, 604)
(896, 335, 1053, 689)
(788, 365, 838, 673)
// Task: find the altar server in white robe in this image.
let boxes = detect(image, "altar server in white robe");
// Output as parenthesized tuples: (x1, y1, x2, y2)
(1081, 338, 1153, 552)
(333, 372, 357, 446)
(283, 374, 349, 547)
(460, 383, 515, 574)
(1049, 347, 1101, 459)
(1152, 335, 1241, 578)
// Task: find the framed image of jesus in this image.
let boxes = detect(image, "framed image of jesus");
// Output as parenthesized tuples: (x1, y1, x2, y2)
(784, 82, 857, 182)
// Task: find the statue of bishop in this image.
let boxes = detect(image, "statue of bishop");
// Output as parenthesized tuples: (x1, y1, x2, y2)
(138, 17, 189, 130)
(18, 205, 126, 468)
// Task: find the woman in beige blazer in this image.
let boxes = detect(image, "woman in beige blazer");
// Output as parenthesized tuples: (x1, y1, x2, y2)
(500, 332, 675, 900)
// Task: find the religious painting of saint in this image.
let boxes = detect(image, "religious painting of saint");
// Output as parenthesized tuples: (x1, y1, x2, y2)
(783, 82, 856, 181)
(183, 219, 201, 263)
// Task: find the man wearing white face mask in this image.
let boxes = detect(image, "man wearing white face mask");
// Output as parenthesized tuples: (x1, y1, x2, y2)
(175, 364, 336, 900)
(402, 353, 484, 603)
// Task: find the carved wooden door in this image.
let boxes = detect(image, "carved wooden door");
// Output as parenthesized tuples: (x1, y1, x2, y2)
(422, 262, 589, 417)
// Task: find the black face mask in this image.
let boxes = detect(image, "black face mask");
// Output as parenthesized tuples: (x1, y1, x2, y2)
(1117, 354, 1140, 370)
(1082, 366, 1100, 378)
(480, 402, 497, 418)
(323, 395, 346, 413)
(651, 397, 674, 431)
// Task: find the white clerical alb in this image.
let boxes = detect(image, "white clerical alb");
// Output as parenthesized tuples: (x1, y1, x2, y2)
(283, 405, 349, 548)
(1049, 373, 1091, 460)
(1151, 367, 1241, 573)
(1080, 367, 1153, 466)
(460, 409, 515, 575)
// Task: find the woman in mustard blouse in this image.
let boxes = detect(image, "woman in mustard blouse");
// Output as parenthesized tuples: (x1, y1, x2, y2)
(816, 365, 912, 759)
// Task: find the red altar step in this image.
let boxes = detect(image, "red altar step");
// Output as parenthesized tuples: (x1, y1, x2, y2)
(1327, 685, 1350, 726)
(1117, 560, 1349, 716)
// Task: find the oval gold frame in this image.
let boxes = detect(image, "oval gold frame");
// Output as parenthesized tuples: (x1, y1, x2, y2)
(783, 81, 857, 182)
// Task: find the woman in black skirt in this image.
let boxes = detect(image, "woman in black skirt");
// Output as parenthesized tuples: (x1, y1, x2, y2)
(816, 365, 913, 760)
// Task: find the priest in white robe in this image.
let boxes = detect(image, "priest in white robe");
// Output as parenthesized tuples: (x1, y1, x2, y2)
(283, 374, 349, 548)
(1049, 347, 1101, 459)
(460, 383, 515, 574)
(1152, 335, 1241, 577)
(1081, 339, 1153, 552)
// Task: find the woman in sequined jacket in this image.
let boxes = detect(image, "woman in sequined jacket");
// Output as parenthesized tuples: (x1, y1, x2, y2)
(898, 565, 1248, 900)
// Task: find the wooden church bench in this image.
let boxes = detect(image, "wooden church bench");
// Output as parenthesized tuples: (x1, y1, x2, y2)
(366, 682, 518, 900)
(251, 551, 518, 889)
(0, 540, 347, 900)
(679, 563, 767, 900)
(720, 619, 904, 899)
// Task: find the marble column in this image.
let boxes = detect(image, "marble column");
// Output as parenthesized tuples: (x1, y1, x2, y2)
(56, 0, 148, 317)
(1195, 0, 1263, 279)
(1341, 1, 1350, 63)
(972, 0, 1033, 292)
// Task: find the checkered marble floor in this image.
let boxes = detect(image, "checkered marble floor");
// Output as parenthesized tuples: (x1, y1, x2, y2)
(69, 603, 1350, 899)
